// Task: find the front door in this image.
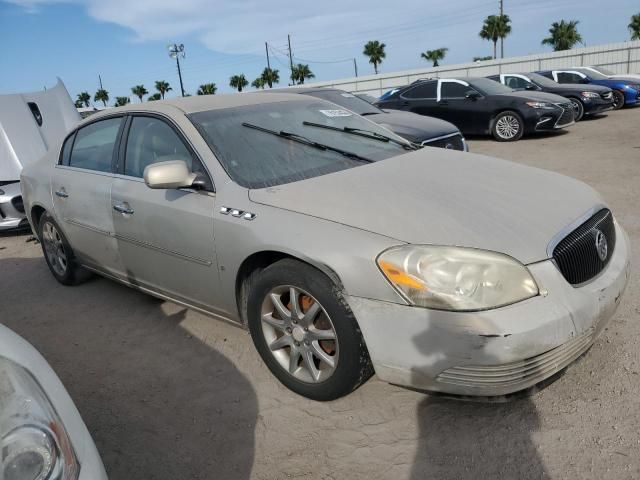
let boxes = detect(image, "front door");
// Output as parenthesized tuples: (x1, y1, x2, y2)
(110, 114, 220, 312)
(51, 116, 124, 274)
(436, 80, 485, 134)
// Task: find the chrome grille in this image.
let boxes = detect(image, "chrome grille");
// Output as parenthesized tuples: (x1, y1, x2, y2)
(421, 133, 465, 151)
(553, 209, 616, 285)
(555, 103, 575, 127)
(436, 328, 594, 390)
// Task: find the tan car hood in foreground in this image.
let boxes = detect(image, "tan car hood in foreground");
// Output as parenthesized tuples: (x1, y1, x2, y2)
(249, 149, 603, 264)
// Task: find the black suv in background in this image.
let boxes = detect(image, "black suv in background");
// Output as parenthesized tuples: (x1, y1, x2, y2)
(376, 77, 575, 142)
(487, 72, 613, 121)
(263, 87, 468, 150)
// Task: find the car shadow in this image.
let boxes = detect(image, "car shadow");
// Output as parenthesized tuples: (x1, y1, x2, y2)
(408, 320, 548, 479)
(0, 256, 258, 480)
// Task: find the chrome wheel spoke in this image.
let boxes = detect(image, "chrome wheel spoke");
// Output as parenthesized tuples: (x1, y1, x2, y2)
(308, 328, 336, 341)
(311, 342, 335, 368)
(300, 301, 320, 327)
(262, 313, 287, 333)
(289, 347, 301, 374)
(269, 335, 291, 352)
(270, 293, 291, 320)
(302, 349, 320, 381)
(289, 287, 303, 321)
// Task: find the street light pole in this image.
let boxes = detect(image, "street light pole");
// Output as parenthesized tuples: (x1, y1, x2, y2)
(168, 43, 186, 97)
(500, 0, 505, 59)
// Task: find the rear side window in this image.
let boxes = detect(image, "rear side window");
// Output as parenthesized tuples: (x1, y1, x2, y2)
(556, 72, 583, 84)
(440, 82, 471, 99)
(403, 82, 437, 99)
(69, 117, 122, 173)
(124, 116, 194, 178)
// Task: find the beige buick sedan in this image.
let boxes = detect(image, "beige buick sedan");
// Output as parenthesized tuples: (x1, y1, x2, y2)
(21, 93, 630, 401)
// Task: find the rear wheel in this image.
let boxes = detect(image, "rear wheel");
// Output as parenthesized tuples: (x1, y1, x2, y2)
(38, 212, 87, 285)
(247, 259, 373, 400)
(491, 111, 524, 142)
(612, 90, 625, 110)
(568, 98, 585, 121)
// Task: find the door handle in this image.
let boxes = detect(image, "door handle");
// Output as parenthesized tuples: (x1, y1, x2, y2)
(55, 189, 68, 198)
(113, 204, 134, 215)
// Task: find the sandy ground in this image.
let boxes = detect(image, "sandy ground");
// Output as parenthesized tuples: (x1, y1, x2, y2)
(1, 107, 639, 480)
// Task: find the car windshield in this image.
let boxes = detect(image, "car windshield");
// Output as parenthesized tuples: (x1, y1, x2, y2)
(591, 66, 615, 76)
(189, 99, 410, 189)
(576, 68, 607, 80)
(305, 90, 382, 116)
(527, 73, 561, 88)
(467, 77, 514, 95)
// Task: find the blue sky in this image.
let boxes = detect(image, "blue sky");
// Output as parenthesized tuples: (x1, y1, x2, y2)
(1, 0, 638, 103)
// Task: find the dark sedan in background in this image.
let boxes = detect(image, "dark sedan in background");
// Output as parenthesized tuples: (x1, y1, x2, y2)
(265, 87, 468, 151)
(537, 68, 640, 109)
(487, 72, 613, 121)
(376, 77, 575, 142)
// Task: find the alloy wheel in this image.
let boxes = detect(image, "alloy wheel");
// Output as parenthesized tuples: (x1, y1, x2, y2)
(570, 99, 584, 121)
(260, 285, 339, 383)
(42, 222, 68, 277)
(495, 115, 520, 140)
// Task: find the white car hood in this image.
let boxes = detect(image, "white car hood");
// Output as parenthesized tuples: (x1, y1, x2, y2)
(249, 149, 604, 264)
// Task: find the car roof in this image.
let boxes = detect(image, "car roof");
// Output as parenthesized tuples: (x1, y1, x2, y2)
(84, 92, 309, 123)
(262, 86, 344, 95)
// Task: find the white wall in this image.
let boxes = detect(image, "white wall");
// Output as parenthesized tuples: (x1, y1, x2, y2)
(305, 41, 640, 97)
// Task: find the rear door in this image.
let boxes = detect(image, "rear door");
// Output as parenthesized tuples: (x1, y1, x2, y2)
(110, 113, 220, 311)
(51, 116, 124, 274)
(552, 71, 587, 85)
(397, 81, 439, 117)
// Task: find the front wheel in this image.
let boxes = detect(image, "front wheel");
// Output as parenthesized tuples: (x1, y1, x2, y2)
(612, 90, 625, 110)
(491, 111, 524, 142)
(247, 259, 373, 401)
(569, 98, 585, 121)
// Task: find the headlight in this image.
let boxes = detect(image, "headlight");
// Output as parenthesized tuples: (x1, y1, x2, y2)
(581, 92, 600, 99)
(1, 357, 79, 480)
(525, 101, 556, 110)
(377, 246, 539, 311)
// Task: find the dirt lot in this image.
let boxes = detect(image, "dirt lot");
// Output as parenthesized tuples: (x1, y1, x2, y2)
(1, 107, 639, 480)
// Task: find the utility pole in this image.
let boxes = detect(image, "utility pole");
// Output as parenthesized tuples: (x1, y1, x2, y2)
(288, 34, 296, 85)
(168, 43, 186, 97)
(353, 58, 358, 78)
(500, 0, 505, 59)
(265, 42, 271, 70)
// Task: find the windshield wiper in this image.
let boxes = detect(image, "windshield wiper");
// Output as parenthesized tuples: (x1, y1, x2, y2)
(241, 122, 374, 163)
(302, 121, 418, 150)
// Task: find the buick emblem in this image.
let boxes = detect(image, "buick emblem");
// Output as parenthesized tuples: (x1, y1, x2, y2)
(445, 143, 454, 149)
(594, 229, 608, 261)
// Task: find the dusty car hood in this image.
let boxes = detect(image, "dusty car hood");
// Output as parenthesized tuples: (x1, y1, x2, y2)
(371, 110, 460, 142)
(249, 149, 603, 264)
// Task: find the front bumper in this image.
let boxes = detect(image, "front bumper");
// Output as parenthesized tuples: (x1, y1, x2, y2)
(0, 182, 29, 230)
(531, 105, 575, 132)
(348, 223, 631, 396)
(583, 97, 614, 115)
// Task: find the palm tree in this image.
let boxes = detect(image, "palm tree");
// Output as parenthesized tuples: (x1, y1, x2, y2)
(261, 67, 280, 88)
(473, 55, 494, 62)
(479, 15, 512, 59)
(629, 13, 640, 40)
(74, 99, 84, 108)
(197, 83, 217, 95)
(114, 96, 130, 107)
(542, 20, 583, 51)
(131, 85, 148, 102)
(77, 91, 91, 108)
(147, 93, 161, 101)
(420, 48, 448, 67)
(251, 77, 266, 89)
(363, 40, 386, 74)
(292, 64, 315, 84)
(94, 89, 109, 107)
(229, 74, 249, 92)
(154, 80, 172, 99)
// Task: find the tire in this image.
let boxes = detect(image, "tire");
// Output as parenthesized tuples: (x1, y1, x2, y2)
(612, 90, 625, 110)
(38, 211, 87, 285)
(491, 111, 524, 142)
(247, 259, 373, 401)
(568, 97, 585, 121)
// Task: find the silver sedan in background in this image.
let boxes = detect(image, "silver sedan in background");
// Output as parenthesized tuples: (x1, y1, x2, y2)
(20, 93, 630, 400)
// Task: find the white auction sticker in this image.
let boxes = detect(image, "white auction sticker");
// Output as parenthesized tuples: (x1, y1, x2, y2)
(319, 109, 352, 117)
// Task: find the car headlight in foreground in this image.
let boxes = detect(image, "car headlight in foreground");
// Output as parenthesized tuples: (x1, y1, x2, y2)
(377, 246, 539, 311)
(580, 92, 600, 99)
(525, 101, 556, 110)
(1, 356, 79, 480)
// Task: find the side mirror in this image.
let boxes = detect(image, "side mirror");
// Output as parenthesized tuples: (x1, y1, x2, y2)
(143, 160, 197, 190)
(525, 84, 538, 91)
(465, 91, 480, 100)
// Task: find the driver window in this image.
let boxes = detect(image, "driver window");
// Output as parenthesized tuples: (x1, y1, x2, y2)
(441, 82, 473, 99)
(556, 72, 582, 83)
(504, 76, 530, 90)
(124, 116, 194, 178)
